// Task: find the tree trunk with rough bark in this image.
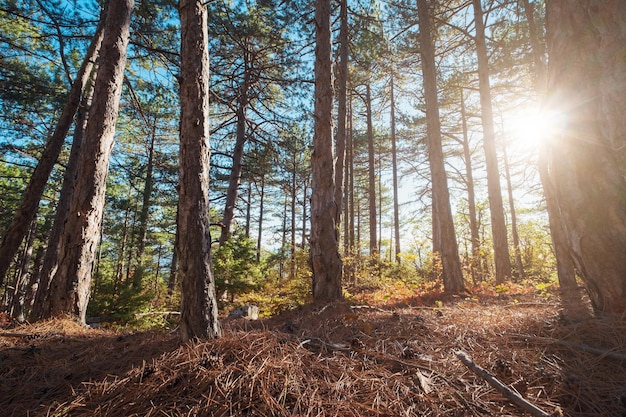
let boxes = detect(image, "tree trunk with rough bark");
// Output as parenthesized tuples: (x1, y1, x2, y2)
(365, 83, 378, 261)
(418, 0, 465, 293)
(334, 0, 348, 228)
(545, 0, 626, 315)
(472, 0, 512, 284)
(521, 0, 578, 292)
(0, 11, 105, 288)
(43, 0, 133, 323)
(310, 0, 342, 303)
(31, 72, 96, 320)
(178, 0, 221, 340)
(389, 72, 401, 263)
(219, 76, 249, 246)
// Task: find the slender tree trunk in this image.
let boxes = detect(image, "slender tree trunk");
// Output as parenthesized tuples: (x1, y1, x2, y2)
(10, 215, 37, 322)
(167, 209, 179, 299)
(460, 90, 482, 284)
(245, 181, 252, 238)
(219, 74, 249, 246)
(0, 11, 105, 288)
(389, 73, 401, 263)
(310, 0, 342, 302)
(132, 120, 157, 290)
(290, 152, 297, 277)
(334, 0, 348, 227)
(43, 0, 133, 323)
(418, 0, 465, 293)
(472, 0, 512, 283)
(365, 83, 378, 260)
(348, 97, 355, 253)
(501, 138, 525, 281)
(545, 0, 626, 314)
(257, 174, 265, 262)
(177, 0, 221, 340)
(521, 0, 577, 291)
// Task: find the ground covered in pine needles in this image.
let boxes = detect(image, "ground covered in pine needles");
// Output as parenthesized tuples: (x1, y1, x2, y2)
(1, 289, 626, 416)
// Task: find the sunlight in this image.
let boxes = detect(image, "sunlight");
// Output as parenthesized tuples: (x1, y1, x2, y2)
(506, 106, 565, 150)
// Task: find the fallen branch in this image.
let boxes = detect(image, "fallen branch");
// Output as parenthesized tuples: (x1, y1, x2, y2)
(455, 350, 551, 417)
(134, 311, 181, 318)
(513, 334, 626, 362)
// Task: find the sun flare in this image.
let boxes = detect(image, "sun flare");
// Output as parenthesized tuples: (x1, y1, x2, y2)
(506, 106, 565, 149)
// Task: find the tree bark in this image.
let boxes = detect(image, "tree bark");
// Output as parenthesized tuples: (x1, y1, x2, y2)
(31, 71, 96, 320)
(256, 174, 265, 262)
(43, 0, 133, 324)
(0, 10, 105, 288)
(520, 0, 577, 291)
(501, 139, 525, 281)
(545, 0, 626, 314)
(417, 0, 465, 293)
(460, 90, 482, 284)
(472, 0, 512, 284)
(310, 0, 342, 303)
(334, 0, 348, 228)
(365, 83, 378, 260)
(389, 72, 401, 263)
(178, 0, 221, 340)
(219, 73, 249, 246)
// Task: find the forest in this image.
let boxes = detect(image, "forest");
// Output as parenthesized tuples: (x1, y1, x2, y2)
(1, 0, 626, 416)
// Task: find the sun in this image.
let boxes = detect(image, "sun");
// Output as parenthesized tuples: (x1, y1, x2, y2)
(506, 106, 565, 150)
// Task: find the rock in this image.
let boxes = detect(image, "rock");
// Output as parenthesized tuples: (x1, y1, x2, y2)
(228, 305, 259, 320)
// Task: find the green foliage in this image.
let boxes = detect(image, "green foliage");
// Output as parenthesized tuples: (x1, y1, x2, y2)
(213, 232, 263, 302)
(238, 248, 312, 317)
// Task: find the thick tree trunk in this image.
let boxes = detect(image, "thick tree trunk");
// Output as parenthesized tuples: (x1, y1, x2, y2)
(417, 0, 465, 293)
(0, 12, 105, 288)
(43, 0, 133, 324)
(310, 0, 342, 303)
(520, 0, 577, 291)
(472, 0, 512, 284)
(31, 73, 96, 320)
(365, 83, 378, 260)
(178, 0, 221, 340)
(545, 0, 626, 315)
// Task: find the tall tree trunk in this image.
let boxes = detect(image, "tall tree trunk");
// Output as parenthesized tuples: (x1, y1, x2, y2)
(545, 0, 626, 315)
(0, 11, 105, 288)
(256, 174, 265, 262)
(417, 0, 465, 293)
(290, 151, 297, 278)
(334, 0, 348, 227)
(365, 83, 378, 260)
(501, 138, 525, 281)
(10, 215, 37, 322)
(31, 71, 96, 320)
(389, 73, 401, 263)
(310, 0, 342, 302)
(219, 74, 249, 246)
(132, 116, 157, 290)
(177, 0, 221, 340)
(460, 90, 482, 284)
(245, 181, 252, 238)
(43, 0, 133, 323)
(521, 0, 577, 291)
(472, 0, 512, 283)
(167, 208, 179, 300)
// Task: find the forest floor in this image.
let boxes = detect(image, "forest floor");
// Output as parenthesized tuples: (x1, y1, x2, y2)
(1, 288, 626, 417)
